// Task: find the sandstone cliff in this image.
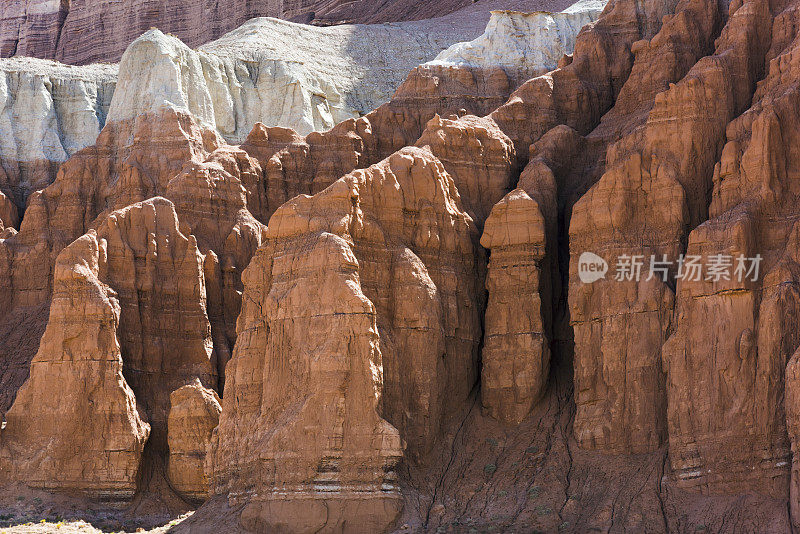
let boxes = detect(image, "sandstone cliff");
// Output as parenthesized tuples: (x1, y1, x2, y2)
(0, 0, 574, 65)
(429, 1, 604, 86)
(0, 57, 116, 210)
(9, 0, 800, 531)
(0, 1, 603, 223)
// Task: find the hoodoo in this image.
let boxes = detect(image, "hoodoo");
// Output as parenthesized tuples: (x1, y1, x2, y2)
(3, 0, 800, 531)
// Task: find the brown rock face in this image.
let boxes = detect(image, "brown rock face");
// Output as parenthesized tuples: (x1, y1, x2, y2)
(211, 146, 484, 530)
(216, 230, 404, 533)
(238, 62, 523, 224)
(0, 218, 151, 501)
(566, 0, 764, 454)
(480, 188, 551, 424)
(97, 198, 217, 451)
(477, 124, 581, 425)
(16, 0, 800, 530)
(416, 114, 517, 225)
(0, 188, 17, 230)
(662, 0, 799, 496)
(0, 193, 228, 501)
(167, 380, 222, 503)
(0, 109, 263, 414)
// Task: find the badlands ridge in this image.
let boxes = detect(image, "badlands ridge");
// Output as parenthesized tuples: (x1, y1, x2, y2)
(1, 0, 800, 531)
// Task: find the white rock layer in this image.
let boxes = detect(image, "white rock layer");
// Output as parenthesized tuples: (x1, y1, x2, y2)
(428, 0, 606, 83)
(0, 0, 605, 207)
(0, 57, 116, 204)
(110, 15, 501, 140)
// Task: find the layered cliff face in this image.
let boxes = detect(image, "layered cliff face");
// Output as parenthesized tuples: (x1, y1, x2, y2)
(0, 0, 574, 65)
(0, 1, 602, 230)
(0, 0, 587, 68)
(113, 17, 505, 139)
(429, 1, 605, 86)
(0, 58, 116, 211)
(11, 0, 800, 531)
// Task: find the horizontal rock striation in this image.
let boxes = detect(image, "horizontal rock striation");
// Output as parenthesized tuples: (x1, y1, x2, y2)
(0, 2, 602, 219)
(0, 0, 575, 66)
(428, 1, 605, 85)
(13, 0, 800, 530)
(0, 57, 116, 210)
(211, 146, 483, 531)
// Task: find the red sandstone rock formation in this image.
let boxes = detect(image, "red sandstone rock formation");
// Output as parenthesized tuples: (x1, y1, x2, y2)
(0, 188, 16, 230)
(211, 151, 470, 531)
(12, 0, 800, 531)
(0, 0, 572, 65)
(0, 208, 155, 501)
(211, 148, 483, 511)
(662, 0, 798, 496)
(167, 380, 222, 503)
(565, 0, 766, 455)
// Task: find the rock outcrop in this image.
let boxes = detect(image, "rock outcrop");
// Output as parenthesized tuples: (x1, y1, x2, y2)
(480, 188, 551, 424)
(0, 216, 151, 501)
(0, 196, 220, 501)
(112, 17, 500, 138)
(477, 124, 579, 425)
(0, 1, 602, 211)
(167, 381, 222, 503)
(0, 189, 16, 229)
(662, 0, 793, 496)
(567, 0, 737, 454)
(211, 146, 485, 531)
(14, 0, 800, 531)
(429, 1, 604, 85)
(0, 57, 116, 210)
(0, 0, 574, 65)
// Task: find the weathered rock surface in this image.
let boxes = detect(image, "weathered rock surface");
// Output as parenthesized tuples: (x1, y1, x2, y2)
(0, 188, 16, 229)
(478, 125, 580, 425)
(0, 57, 116, 209)
(662, 0, 795, 496)
(0, 196, 220, 502)
(0, 0, 600, 208)
(0, 0, 577, 65)
(167, 381, 222, 503)
(12, 0, 800, 531)
(480, 189, 551, 424)
(211, 146, 484, 531)
(0, 59, 268, 400)
(567, 0, 739, 454)
(111, 18, 497, 138)
(0, 215, 151, 501)
(429, 1, 604, 85)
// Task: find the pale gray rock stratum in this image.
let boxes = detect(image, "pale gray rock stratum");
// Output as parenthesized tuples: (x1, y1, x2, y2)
(111, 18, 480, 140)
(0, 0, 579, 65)
(0, 0, 604, 215)
(0, 57, 116, 208)
(114, 0, 605, 140)
(428, 0, 605, 84)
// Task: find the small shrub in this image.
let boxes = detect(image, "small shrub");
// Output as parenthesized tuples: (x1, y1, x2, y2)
(535, 505, 551, 516)
(484, 463, 497, 475)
